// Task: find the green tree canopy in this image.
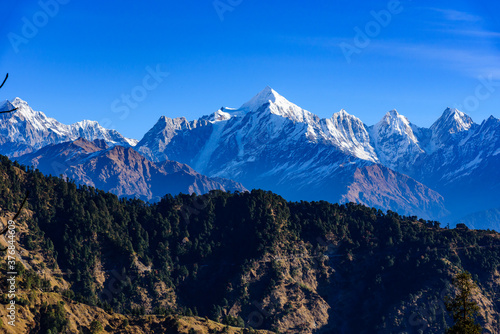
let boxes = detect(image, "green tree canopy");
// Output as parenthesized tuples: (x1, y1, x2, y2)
(445, 271, 482, 334)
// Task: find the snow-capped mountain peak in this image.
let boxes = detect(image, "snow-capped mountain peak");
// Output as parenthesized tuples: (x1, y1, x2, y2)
(10, 97, 41, 120)
(333, 109, 351, 118)
(240, 87, 316, 124)
(11, 97, 65, 132)
(370, 109, 423, 169)
(135, 115, 211, 162)
(239, 86, 283, 110)
(381, 109, 403, 121)
(0, 98, 138, 157)
(329, 109, 369, 132)
(10, 97, 30, 110)
(321, 109, 378, 162)
(387, 109, 399, 117)
(431, 107, 474, 134)
(429, 108, 475, 151)
(205, 108, 232, 123)
(374, 109, 417, 141)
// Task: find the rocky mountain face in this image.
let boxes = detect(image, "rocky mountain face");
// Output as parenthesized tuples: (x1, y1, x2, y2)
(0, 98, 138, 157)
(134, 87, 499, 223)
(341, 165, 448, 219)
(368, 109, 424, 170)
(16, 138, 246, 201)
(3, 89, 499, 225)
(381, 110, 499, 221)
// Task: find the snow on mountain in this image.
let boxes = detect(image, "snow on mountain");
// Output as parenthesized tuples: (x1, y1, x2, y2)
(412, 111, 492, 185)
(320, 110, 378, 162)
(202, 108, 232, 123)
(4, 88, 499, 224)
(134, 87, 499, 223)
(0, 98, 137, 157)
(474, 116, 500, 156)
(429, 107, 475, 152)
(135, 116, 210, 162)
(428, 115, 500, 186)
(240, 86, 318, 124)
(370, 109, 424, 169)
(137, 87, 379, 166)
(133, 87, 460, 219)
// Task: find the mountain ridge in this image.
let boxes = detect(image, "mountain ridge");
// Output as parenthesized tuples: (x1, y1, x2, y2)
(2, 156, 500, 333)
(0, 97, 138, 158)
(15, 138, 247, 201)
(133, 87, 499, 223)
(3, 88, 499, 225)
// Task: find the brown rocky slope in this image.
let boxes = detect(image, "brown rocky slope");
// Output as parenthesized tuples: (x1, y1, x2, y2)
(15, 138, 247, 201)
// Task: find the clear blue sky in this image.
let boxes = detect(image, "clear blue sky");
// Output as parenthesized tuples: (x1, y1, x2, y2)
(1, 0, 499, 139)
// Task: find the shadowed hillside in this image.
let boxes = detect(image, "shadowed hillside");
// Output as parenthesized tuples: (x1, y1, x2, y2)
(1, 154, 500, 333)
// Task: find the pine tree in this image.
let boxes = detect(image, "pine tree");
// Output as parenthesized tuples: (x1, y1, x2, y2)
(90, 319, 103, 333)
(445, 271, 482, 334)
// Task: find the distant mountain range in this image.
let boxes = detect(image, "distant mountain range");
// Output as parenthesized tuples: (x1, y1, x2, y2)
(0, 98, 137, 157)
(15, 138, 246, 201)
(1, 88, 499, 227)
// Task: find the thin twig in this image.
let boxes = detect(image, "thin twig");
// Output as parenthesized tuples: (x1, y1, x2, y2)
(0, 73, 17, 113)
(0, 73, 8, 90)
(0, 192, 30, 251)
(0, 109, 17, 114)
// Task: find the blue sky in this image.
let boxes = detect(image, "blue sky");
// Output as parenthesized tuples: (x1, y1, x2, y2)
(1, 0, 499, 139)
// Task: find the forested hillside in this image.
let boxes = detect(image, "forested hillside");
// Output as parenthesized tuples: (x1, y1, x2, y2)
(1, 154, 500, 333)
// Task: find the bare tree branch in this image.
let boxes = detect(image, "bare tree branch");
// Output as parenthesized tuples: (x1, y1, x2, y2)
(0, 73, 17, 113)
(0, 109, 17, 114)
(0, 73, 8, 89)
(0, 192, 30, 251)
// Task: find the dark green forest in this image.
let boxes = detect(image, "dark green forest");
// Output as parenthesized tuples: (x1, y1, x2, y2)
(1, 154, 500, 333)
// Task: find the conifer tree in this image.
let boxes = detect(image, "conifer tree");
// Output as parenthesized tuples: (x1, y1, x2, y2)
(445, 271, 482, 334)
